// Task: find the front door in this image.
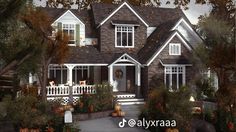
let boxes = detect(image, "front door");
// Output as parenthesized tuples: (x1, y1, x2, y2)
(113, 66, 126, 92)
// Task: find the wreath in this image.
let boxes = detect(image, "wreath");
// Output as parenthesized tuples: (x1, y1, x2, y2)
(115, 69, 123, 79)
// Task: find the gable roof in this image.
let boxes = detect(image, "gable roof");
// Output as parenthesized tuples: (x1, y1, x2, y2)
(91, 3, 186, 27)
(95, 2, 149, 28)
(53, 10, 85, 25)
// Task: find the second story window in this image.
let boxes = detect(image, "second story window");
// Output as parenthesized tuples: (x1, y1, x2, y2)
(115, 26, 134, 48)
(63, 24, 75, 45)
(169, 43, 181, 55)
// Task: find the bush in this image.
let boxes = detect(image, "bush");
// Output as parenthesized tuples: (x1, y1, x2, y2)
(5, 95, 63, 130)
(139, 86, 192, 132)
(74, 82, 113, 113)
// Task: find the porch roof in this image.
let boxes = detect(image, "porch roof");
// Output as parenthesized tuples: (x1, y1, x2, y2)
(159, 59, 192, 66)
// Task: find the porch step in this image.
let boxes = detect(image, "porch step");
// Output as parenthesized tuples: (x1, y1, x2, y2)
(114, 93, 145, 105)
(115, 94, 136, 98)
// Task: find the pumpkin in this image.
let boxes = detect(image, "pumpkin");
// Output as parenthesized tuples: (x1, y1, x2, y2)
(165, 128, 179, 132)
(29, 129, 40, 132)
(112, 112, 118, 117)
(114, 104, 121, 112)
(89, 105, 94, 113)
(20, 128, 29, 132)
(120, 111, 125, 117)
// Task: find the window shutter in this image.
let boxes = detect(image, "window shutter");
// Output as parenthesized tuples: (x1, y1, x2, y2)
(57, 22, 62, 31)
(76, 24, 80, 46)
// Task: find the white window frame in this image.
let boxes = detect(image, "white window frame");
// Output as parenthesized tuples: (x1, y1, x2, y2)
(164, 66, 186, 91)
(115, 26, 134, 48)
(169, 43, 181, 55)
(62, 23, 76, 46)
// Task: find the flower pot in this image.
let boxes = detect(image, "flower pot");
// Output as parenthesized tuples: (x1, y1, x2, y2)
(20, 128, 29, 132)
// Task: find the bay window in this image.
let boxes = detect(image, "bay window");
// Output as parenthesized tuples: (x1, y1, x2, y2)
(165, 66, 185, 91)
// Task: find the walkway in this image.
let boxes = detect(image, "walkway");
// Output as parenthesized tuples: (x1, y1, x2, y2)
(73, 105, 149, 132)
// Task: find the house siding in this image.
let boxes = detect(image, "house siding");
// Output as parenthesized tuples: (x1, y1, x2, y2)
(99, 6, 147, 54)
(146, 36, 197, 92)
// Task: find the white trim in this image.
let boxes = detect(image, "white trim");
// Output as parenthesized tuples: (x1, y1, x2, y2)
(53, 10, 85, 26)
(97, 2, 149, 28)
(109, 53, 141, 67)
(111, 21, 140, 27)
(113, 64, 136, 66)
(50, 64, 108, 66)
(147, 31, 192, 66)
(171, 18, 202, 42)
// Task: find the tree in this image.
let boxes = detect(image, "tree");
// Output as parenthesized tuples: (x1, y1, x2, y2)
(22, 6, 69, 100)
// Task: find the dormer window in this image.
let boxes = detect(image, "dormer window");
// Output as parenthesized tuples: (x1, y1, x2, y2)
(63, 24, 76, 45)
(115, 26, 134, 48)
(169, 43, 181, 55)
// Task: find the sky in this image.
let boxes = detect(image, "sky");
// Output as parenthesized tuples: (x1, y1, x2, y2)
(33, 0, 212, 24)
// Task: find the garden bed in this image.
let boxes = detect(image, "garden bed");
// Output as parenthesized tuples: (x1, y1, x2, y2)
(73, 110, 113, 121)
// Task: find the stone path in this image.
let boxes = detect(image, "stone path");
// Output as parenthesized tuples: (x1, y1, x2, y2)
(73, 105, 149, 132)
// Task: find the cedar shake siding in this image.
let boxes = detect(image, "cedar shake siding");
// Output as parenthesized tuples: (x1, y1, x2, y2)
(99, 6, 147, 54)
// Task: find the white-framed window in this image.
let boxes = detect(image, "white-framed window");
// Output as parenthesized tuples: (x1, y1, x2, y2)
(48, 65, 67, 84)
(62, 23, 76, 45)
(115, 26, 134, 48)
(169, 43, 181, 55)
(164, 66, 185, 91)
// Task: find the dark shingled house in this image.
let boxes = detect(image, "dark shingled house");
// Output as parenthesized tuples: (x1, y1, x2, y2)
(40, 1, 203, 104)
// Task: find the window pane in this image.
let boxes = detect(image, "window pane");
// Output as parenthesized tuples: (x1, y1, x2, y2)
(128, 32, 132, 46)
(69, 30, 74, 40)
(166, 74, 170, 89)
(117, 32, 121, 46)
(172, 73, 177, 91)
(122, 32, 127, 46)
(179, 74, 183, 87)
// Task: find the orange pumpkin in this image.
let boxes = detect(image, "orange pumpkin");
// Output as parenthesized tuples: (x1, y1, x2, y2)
(112, 112, 118, 117)
(114, 104, 121, 112)
(165, 128, 179, 132)
(20, 128, 29, 132)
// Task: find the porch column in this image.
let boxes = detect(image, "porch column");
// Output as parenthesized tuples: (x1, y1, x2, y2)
(108, 66, 114, 89)
(29, 73, 33, 85)
(65, 65, 75, 86)
(135, 65, 141, 98)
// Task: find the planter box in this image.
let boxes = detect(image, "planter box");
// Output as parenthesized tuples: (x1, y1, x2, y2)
(73, 110, 113, 121)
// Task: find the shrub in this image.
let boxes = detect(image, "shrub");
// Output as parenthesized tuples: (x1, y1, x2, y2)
(74, 82, 113, 113)
(139, 86, 192, 132)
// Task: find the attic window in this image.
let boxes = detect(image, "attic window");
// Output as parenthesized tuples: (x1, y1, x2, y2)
(115, 26, 134, 48)
(169, 43, 181, 55)
(63, 24, 75, 45)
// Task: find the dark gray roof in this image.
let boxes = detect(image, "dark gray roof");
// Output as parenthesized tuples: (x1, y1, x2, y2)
(138, 18, 180, 63)
(91, 3, 188, 27)
(160, 59, 191, 65)
(62, 46, 106, 64)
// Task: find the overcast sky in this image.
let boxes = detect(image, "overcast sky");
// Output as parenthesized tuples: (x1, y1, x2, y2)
(33, 0, 212, 24)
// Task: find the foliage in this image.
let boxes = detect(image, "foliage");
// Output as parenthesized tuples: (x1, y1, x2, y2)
(5, 95, 63, 130)
(195, 78, 216, 101)
(74, 82, 113, 113)
(21, 5, 69, 100)
(139, 86, 192, 132)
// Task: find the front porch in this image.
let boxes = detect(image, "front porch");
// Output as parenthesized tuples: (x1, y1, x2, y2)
(46, 54, 143, 104)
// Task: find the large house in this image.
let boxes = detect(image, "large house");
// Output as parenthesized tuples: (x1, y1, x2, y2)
(40, 2, 203, 104)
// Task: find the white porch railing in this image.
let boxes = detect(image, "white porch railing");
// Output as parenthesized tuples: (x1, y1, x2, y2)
(46, 85, 96, 104)
(73, 85, 96, 95)
(46, 85, 70, 96)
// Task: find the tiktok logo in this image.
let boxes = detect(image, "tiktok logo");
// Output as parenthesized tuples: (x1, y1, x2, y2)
(118, 118, 127, 128)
